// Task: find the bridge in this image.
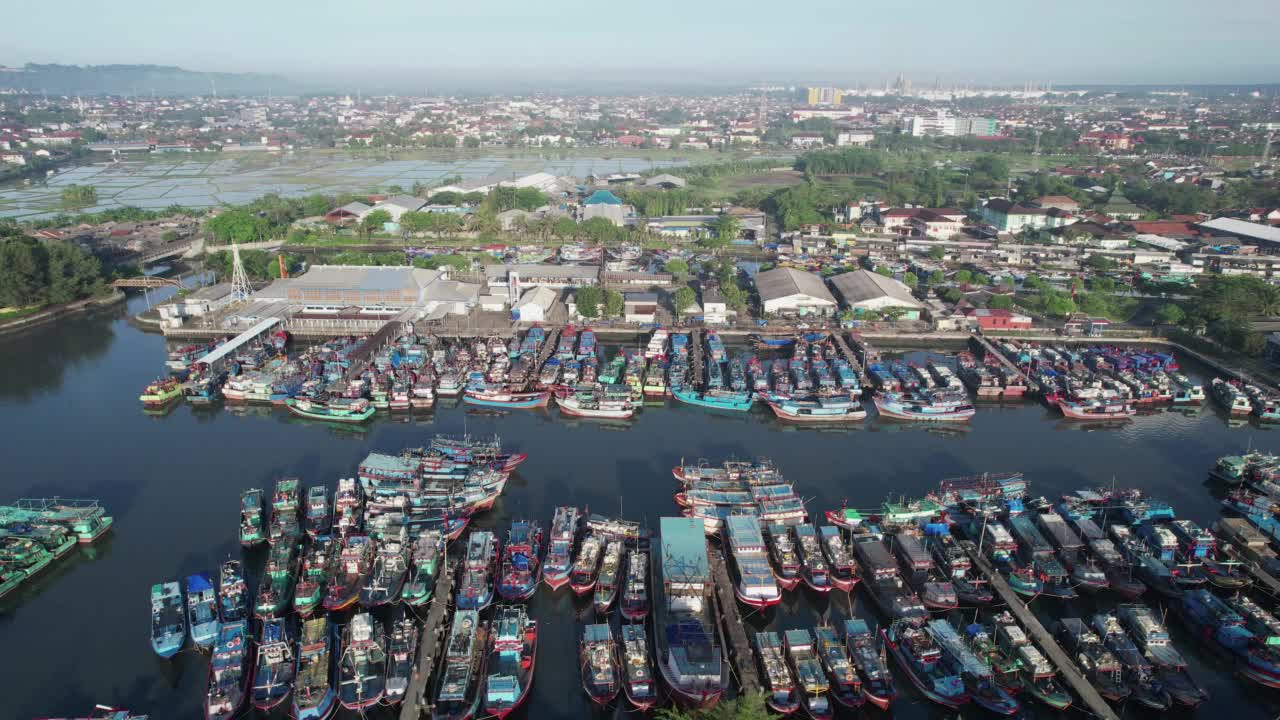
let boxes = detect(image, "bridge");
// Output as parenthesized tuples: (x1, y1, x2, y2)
(136, 241, 197, 265)
(112, 277, 182, 289)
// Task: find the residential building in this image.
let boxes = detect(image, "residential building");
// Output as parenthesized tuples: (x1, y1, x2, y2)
(981, 199, 1077, 233)
(835, 130, 875, 146)
(790, 133, 826, 148)
(484, 263, 599, 291)
(644, 173, 687, 189)
(511, 285, 557, 322)
(362, 194, 426, 222)
(700, 287, 728, 325)
(828, 269, 926, 320)
(806, 87, 844, 106)
(623, 292, 659, 324)
(325, 201, 370, 224)
(1032, 195, 1081, 213)
(581, 189, 628, 226)
(961, 307, 1032, 330)
(755, 267, 837, 317)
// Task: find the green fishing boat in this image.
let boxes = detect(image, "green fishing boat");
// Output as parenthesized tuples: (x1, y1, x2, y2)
(284, 397, 376, 424)
(0, 537, 54, 578)
(401, 530, 444, 606)
(0, 564, 26, 600)
(599, 354, 626, 385)
(240, 489, 266, 547)
(30, 525, 77, 559)
(139, 377, 184, 408)
(294, 537, 333, 618)
(255, 541, 298, 619)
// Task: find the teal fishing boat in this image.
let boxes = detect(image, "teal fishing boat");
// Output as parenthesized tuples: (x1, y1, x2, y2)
(671, 385, 753, 412)
(285, 397, 376, 423)
(151, 580, 185, 658)
(255, 542, 298, 618)
(402, 530, 445, 606)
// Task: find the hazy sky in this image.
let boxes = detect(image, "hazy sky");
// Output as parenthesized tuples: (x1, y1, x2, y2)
(3, 0, 1278, 87)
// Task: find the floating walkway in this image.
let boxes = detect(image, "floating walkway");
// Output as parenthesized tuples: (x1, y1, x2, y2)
(191, 317, 281, 371)
(690, 329, 705, 391)
(399, 552, 456, 720)
(708, 545, 760, 694)
(968, 333, 1042, 393)
(960, 539, 1120, 720)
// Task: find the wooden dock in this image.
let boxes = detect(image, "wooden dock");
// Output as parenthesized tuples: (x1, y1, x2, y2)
(531, 327, 561, 384)
(1214, 518, 1280, 598)
(690, 329, 705, 391)
(845, 333, 881, 370)
(959, 540, 1120, 720)
(832, 332, 866, 381)
(708, 545, 761, 694)
(968, 333, 1042, 393)
(399, 554, 457, 720)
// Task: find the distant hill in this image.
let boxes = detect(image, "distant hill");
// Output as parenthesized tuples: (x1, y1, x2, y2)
(0, 63, 293, 96)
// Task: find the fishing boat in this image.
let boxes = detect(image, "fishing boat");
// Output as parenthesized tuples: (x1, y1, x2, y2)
(725, 515, 782, 607)
(255, 542, 298, 618)
(581, 624, 620, 705)
(654, 517, 728, 708)
(929, 619, 1019, 715)
(765, 524, 802, 591)
(670, 385, 753, 412)
(795, 525, 832, 593)
(204, 620, 251, 720)
(497, 519, 542, 601)
(251, 617, 296, 711)
(150, 581, 185, 658)
(269, 478, 302, 547)
(1212, 378, 1254, 415)
(874, 391, 975, 422)
(556, 389, 635, 419)
(139, 377, 184, 408)
(305, 486, 331, 538)
(755, 632, 800, 714)
(845, 619, 896, 709)
(385, 613, 421, 704)
(1056, 617, 1129, 702)
(1117, 604, 1208, 706)
(456, 530, 498, 611)
(1169, 519, 1251, 591)
(402, 530, 445, 606)
(294, 537, 333, 618)
(1094, 611, 1170, 709)
(1036, 509, 1110, 593)
(361, 537, 409, 607)
(483, 605, 537, 719)
(815, 625, 862, 709)
(340, 613, 387, 710)
(217, 560, 248, 624)
(324, 534, 372, 612)
(924, 528, 994, 605)
(239, 489, 266, 547)
(784, 629, 832, 719)
(543, 506, 580, 590)
(643, 360, 668, 397)
(1225, 594, 1280, 688)
(433, 610, 488, 720)
(988, 612, 1072, 710)
(187, 572, 220, 649)
(1007, 515, 1077, 599)
(853, 536, 929, 624)
(1058, 398, 1137, 420)
(1178, 588, 1280, 688)
(882, 620, 968, 709)
(1064, 514, 1147, 599)
(817, 526, 858, 592)
(292, 617, 338, 720)
(889, 531, 956, 610)
(463, 389, 550, 409)
(569, 533, 604, 596)
(645, 328, 669, 359)
(765, 395, 867, 423)
(620, 544, 650, 620)
(285, 396, 376, 423)
(595, 539, 624, 613)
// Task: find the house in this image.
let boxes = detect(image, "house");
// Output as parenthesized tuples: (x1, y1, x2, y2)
(496, 208, 534, 231)
(363, 194, 425, 222)
(910, 209, 965, 239)
(623, 292, 659, 324)
(961, 307, 1032, 331)
(325, 201, 370, 224)
(836, 130, 875, 147)
(828, 269, 926, 320)
(701, 287, 728, 325)
(581, 189, 628, 226)
(1033, 195, 1081, 213)
(511, 285, 557, 322)
(981, 199, 1077, 233)
(644, 173, 687, 189)
(1086, 317, 1111, 337)
(790, 132, 826, 148)
(157, 283, 237, 322)
(755, 267, 837, 317)
(484, 263, 599, 291)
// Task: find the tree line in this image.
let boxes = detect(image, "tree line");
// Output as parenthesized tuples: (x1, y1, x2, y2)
(0, 235, 106, 309)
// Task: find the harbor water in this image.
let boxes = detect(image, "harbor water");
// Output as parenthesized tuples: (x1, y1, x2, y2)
(2, 289, 1278, 719)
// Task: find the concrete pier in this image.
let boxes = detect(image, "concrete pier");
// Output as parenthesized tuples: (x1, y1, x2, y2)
(399, 553, 457, 720)
(708, 545, 761, 694)
(960, 539, 1119, 720)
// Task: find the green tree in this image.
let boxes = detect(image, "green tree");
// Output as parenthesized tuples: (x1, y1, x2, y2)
(989, 294, 1015, 310)
(0, 238, 50, 307)
(875, 266, 892, 277)
(603, 289, 625, 317)
(904, 272, 919, 288)
(672, 286, 697, 319)
(711, 214, 741, 243)
(722, 283, 748, 311)
(927, 270, 944, 286)
(664, 258, 689, 275)
(1087, 254, 1116, 271)
(398, 211, 432, 235)
(929, 246, 946, 260)
(1044, 293, 1077, 318)
(551, 217, 579, 239)
(360, 209, 392, 239)
(1156, 303, 1186, 325)
(954, 269, 973, 284)
(206, 209, 268, 244)
(580, 217, 620, 245)
(576, 285, 603, 318)
(60, 184, 98, 210)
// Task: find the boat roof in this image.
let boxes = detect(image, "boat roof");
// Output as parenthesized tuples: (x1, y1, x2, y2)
(185, 573, 213, 592)
(927, 620, 988, 677)
(844, 618, 871, 635)
(726, 515, 765, 546)
(784, 629, 812, 648)
(659, 517, 710, 582)
(584, 624, 612, 643)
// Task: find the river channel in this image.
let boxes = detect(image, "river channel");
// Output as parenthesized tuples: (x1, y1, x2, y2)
(1, 288, 1277, 719)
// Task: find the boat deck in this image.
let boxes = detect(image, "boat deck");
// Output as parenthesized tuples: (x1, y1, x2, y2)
(960, 539, 1119, 720)
(397, 550, 457, 720)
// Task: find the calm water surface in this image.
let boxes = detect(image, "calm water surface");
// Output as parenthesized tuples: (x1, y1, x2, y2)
(1, 291, 1277, 719)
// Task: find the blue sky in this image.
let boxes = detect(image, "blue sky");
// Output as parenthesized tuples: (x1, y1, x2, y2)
(3, 0, 1278, 86)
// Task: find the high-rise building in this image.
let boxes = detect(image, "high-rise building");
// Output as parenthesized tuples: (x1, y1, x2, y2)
(806, 87, 843, 106)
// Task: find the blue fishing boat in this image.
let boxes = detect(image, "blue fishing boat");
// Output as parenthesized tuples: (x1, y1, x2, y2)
(654, 517, 729, 708)
(252, 617, 297, 711)
(434, 610, 488, 720)
(706, 331, 727, 363)
(217, 560, 248, 624)
(456, 530, 498, 611)
(497, 519, 542, 601)
(671, 385, 753, 411)
(204, 620, 251, 720)
(150, 581, 185, 658)
(292, 617, 338, 720)
(187, 572, 220, 649)
(874, 391, 975, 422)
(577, 328, 597, 359)
(484, 605, 538, 719)
(1179, 588, 1280, 688)
(766, 395, 866, 423)
(928, 619, 1020, 715)
(882, 620, 968, 709)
